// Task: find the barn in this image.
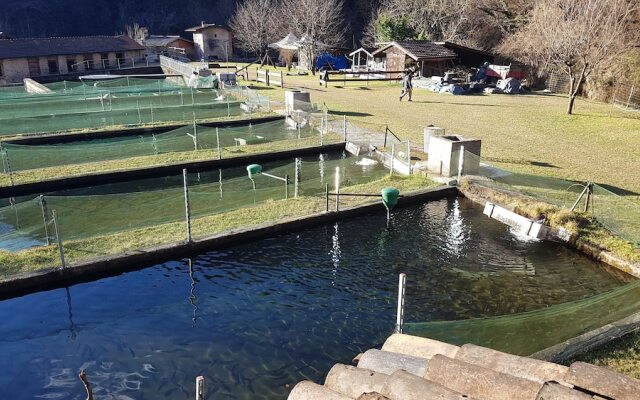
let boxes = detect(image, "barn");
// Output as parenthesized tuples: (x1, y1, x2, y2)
(371, 41, 457, 78)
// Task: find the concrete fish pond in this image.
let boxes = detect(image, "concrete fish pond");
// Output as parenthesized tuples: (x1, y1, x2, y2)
(0, 152, 387, 251)
(0, 197, 634, 400)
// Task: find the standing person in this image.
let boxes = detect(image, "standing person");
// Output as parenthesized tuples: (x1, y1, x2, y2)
(400, 67, 415, 101)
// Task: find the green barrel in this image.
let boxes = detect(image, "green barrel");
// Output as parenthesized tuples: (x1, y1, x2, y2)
(247, 164, 262, 176)
(381, 187, 400, 210)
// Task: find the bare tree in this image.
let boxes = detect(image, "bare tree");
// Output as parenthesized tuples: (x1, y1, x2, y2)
(229, 0, 278, 59)
(372, 0, 477, 43)
(280, 0, 346, 74)
(500, 0, 639, 114)
(124, 23, 149, 44)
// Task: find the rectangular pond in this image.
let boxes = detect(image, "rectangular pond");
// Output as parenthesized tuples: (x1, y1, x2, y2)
(0, 197, 635, 399)
(0, 152, 387, 250)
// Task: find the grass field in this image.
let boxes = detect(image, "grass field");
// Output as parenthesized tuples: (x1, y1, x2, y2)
(242, 70, 640, 197)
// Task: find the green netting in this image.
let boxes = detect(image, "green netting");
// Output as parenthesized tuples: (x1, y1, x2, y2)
(0, 155, 387, 250)
(404, 279, 640, 356)
(2, 120, 318, 171)
(466, 150, 640, 244)
(0, 78, 246, 136)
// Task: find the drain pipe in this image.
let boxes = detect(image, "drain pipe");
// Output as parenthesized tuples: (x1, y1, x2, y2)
(395, 273, 407, 334)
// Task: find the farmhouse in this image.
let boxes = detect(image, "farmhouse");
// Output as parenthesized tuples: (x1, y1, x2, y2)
(0, 35, 145, 84)
(371, 40, 457, 78)
(186, 22, 233, 61)
(143, 35, 196, 61)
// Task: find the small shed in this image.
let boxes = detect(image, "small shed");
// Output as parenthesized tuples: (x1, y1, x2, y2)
(144, 35, 195, 61)
(371, 40, 457, 78)
(348, 47, 375, 71)
(435, 41, 494, 68)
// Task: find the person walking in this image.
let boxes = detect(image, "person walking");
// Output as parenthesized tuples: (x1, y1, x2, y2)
(400, 68, 415, 101)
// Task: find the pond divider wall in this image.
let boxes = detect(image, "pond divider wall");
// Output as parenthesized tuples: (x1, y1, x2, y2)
(0, 142, 345, 198)
(0, 185, 457, 299)
(4, 115, 284, 145)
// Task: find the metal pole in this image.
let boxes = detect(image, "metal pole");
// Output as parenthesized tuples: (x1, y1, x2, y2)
(294, 158, 301, 198)
(285, 174, 289, 199)
(195, 376, 204, 400)
(584, 183, 593, 213)
(137, 100, 142, 123)
(191, 87, 195, 105)
(384, 126, 388, 148)
(390, 144, 395, 176)
(335, 166, 340, 212)
(627, 85, 635, 109)
(343, 115, 347, 142)
(150, 103, 154, 127)
(219, 169, 223, 199)
(52, 210, 66, 269)
(216, 127, 222, 160)
(407, 141, 411, 175)
(457, 145, 465, 184)
(395, 273, 407, 333)
(39, 195, 50, 246)
(183, 169, 192, 243)
(192, 115, 198, 151)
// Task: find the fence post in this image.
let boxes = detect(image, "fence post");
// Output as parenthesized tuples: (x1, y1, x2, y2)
(384, 126, 388, 148)
(136, 100, 142, 123)
(150, 103, 154, 127)
(192, 117, 198, 151)
(191, 87, 195, 105)
(266, 69, 270, 86)
(183, 169, 192, 243)
(280, 71, 284, 88)
(390, 144, 395, 176)
(195, 376, 204, 400)
(335, 166, 340, 212)
(216, 128, 222, 160)
(284, 174, 289, 199)
(52, 210, 66, 269)
(294, 158, 301, 198)
(627, 85, 635, 109)
(457, 145, 465, 184)
(343, 115, 347, 142)
(395, 273, 407, 333)
(407, 140, 411, 175)
(39, 195, 51, 246)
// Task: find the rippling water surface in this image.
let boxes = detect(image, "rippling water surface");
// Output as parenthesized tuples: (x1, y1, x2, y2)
(0, 198, 628, 399)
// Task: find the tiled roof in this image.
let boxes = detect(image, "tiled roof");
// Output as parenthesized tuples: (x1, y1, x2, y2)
(288, 334, 640, 400)
(372, 41, 456, 61)
(0, 35, 144, 60)
(185, 23, 231, 33)
(144, 35, 191, 47)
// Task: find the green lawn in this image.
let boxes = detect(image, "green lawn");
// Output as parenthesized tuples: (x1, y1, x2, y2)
(242, 71, 640, 197)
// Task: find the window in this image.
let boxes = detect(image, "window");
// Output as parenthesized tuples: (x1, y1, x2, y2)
(0, 61, 3, 77)
(47, 58, 59, 74)
(100, 53, 110, 69)
(83, 54, 94, 70)
(67, 57, 76, 72)
(27, 58, 41, 76)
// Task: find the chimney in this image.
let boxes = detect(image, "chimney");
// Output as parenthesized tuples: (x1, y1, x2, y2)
(201, 21, 205, 27)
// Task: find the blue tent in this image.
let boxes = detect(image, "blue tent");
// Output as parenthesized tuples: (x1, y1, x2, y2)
(316, 53, 349, 70)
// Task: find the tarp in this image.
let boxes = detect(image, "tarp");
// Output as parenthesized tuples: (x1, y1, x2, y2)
(316, 53, 349, 70)
(497, 78, 521, 94)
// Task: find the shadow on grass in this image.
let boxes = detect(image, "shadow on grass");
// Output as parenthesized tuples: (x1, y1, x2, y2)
(485, 157, 561, 169)
(328, 110, 373, 117)
(411, 100, 502, 107)
(247, 86, 275, 91)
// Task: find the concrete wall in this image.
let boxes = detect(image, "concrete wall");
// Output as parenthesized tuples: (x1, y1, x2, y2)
(192, 27, 233, 60)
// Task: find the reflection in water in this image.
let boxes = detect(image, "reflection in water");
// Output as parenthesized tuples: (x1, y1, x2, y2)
(188, 259, 198, 327)
(0, 198, 629, 400)
(65, 287, 78, 340)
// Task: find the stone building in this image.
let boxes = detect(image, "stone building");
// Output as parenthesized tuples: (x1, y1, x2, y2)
(0, 35, 145, 84)
(185, 23, 233, 61)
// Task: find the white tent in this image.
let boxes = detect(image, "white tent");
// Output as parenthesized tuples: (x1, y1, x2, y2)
(269, 33, 300, 50)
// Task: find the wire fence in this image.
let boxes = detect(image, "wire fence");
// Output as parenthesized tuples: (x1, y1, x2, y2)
(0, 153, 389, 258)
(461, 150, 640, 245)
(611, 83, 640, 112)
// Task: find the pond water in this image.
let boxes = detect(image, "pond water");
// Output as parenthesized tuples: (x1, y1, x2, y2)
(0, 197, 630, 399)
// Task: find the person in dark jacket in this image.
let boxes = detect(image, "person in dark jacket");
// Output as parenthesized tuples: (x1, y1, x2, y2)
(400, 67, 416, 101)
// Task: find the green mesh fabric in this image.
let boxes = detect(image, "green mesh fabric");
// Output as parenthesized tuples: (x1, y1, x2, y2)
(405, 279, 640, 356)
(2, 120, 317, 171)
(0, 78, 243, 136)
(0, 155, 387, 250)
